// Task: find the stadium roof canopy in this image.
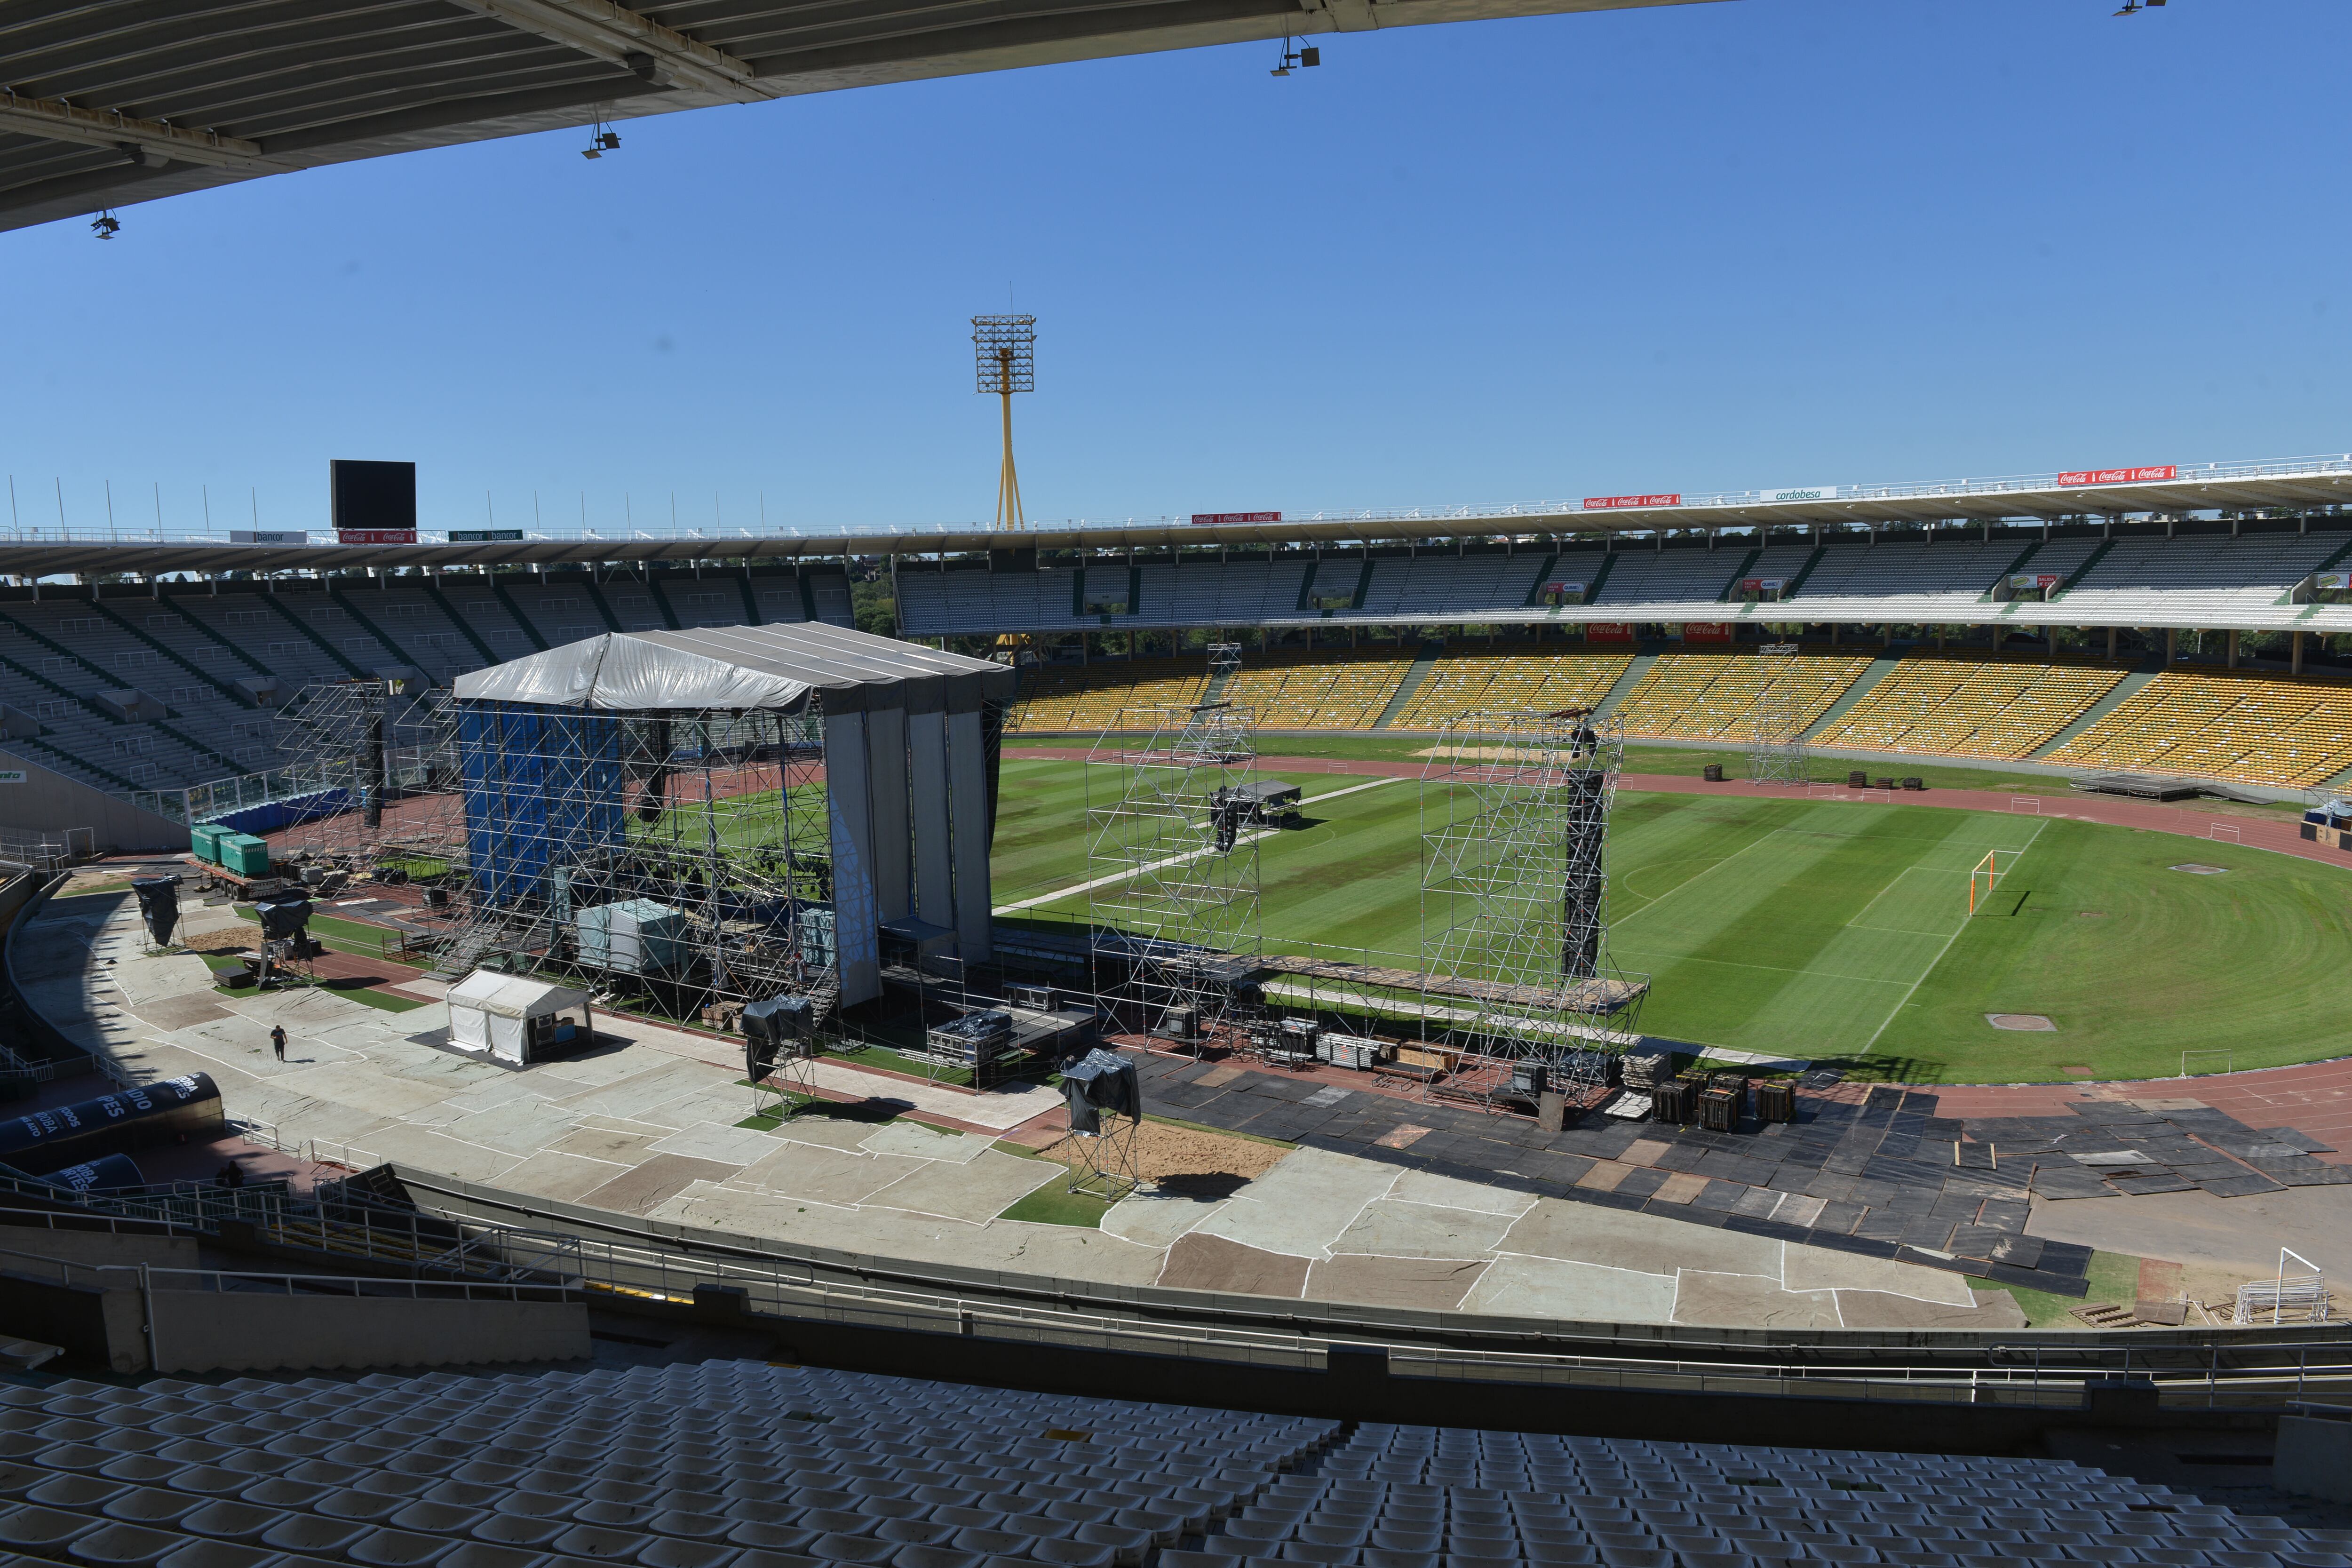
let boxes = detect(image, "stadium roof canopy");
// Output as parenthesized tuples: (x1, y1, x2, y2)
(0, 0, 1714, 232)
(1, 454, 2347, 580)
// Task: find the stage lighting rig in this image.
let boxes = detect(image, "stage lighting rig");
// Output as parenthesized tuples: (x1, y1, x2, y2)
(90, 209, 119, 239)
(1271, 35, 1319, 75)
(581, 119, 621, 158)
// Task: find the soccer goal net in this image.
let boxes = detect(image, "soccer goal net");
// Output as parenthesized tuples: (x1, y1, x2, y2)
(1969, 849, 2010, 915)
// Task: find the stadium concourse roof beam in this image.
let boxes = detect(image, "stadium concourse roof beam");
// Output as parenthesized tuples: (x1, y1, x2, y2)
(3, 454, 2349, 582)
(0, 0, 1717, 233)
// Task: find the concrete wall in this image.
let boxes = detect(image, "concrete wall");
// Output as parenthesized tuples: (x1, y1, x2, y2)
(0, 747, 188, 852)
(0, 1226, 198, 1270)
(2275, 1411, 2352, 1504)
(150, 1292, 588, 1374)
(0, 1264, 149, 1373)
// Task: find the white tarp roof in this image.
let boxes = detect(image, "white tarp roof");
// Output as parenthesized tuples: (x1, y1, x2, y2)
(452, 623, 1013, 713)
(447, 969, 591, 1019)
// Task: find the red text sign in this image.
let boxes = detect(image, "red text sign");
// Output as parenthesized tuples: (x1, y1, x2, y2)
(1583, 622, 1637, 640)
(1680, 622, 1736, 642)
(337, 528, 417, 544)
(1190, 511, 1282, 525)
(1582, 493, 1681, 509)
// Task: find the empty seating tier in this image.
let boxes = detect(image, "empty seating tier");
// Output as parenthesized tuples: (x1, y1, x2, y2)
(1003, 660, 1213, 734)
(1222, 652, 1414, 731)
(3, 1363, 2342, 1568)
(1810, 656, 2125, 760)
(2045, 669, 2352, 787)
(1612, 653, 1872, 742)
(1390, 648, 1636, 731)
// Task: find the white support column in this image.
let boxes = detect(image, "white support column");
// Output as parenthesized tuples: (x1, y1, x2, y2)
(865, 705, 911, 925)
(822, 709, 882, 1006)
(947, 708, 993, 965)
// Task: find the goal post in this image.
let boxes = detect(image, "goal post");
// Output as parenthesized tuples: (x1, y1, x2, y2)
(1969, 850, 2006, 916)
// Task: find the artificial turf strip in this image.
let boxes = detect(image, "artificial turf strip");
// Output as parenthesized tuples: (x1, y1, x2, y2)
(991, 757, 2352, 1083)
(988, 1141, 1115, 1227)
(1969, 1249, 2146, 1327)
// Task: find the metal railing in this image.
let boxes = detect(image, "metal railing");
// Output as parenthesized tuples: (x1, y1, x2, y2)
(10, 454, 2352, 553)
(8, 1131, 2350, 1405)
(0, 1241, 576, 1305)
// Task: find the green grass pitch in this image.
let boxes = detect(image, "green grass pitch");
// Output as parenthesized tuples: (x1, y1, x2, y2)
(990, 757, 2352, 1084)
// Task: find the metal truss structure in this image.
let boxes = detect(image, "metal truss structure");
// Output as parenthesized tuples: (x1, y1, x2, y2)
(1747, 642, 1812, 785)
(1061, 1114, 1142, 1201)
(439, 701, 840, 1021)
(1418, 708, 1647, 1094)
(752, 1041, 823, 1119)
(270, 686, 844, 1028)
(1084, 645, 1262, 1054)
(269, 678, 465, 867)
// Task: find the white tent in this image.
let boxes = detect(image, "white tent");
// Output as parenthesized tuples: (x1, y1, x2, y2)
(446, 970, 594, 1067)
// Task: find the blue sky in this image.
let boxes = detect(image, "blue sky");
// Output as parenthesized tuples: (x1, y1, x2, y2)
(6, 0, 2345, 537)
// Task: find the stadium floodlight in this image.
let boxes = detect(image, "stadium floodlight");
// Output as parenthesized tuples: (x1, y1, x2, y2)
(972, 314, 1035, 530)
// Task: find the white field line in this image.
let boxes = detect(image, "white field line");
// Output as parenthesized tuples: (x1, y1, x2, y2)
(991, 775, 1398, 915)
(1612, 822, 1805, 928)
(1862, 818, 2047, 1051)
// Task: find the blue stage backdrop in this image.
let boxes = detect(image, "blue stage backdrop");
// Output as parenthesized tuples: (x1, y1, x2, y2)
(458, 702, 627, 907)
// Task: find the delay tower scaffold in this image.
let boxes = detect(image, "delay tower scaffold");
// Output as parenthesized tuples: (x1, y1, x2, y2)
(1085, 643, 1263, 1055)
(1418, 708, 1648, 1098)
(1747, 641, 1811, 785)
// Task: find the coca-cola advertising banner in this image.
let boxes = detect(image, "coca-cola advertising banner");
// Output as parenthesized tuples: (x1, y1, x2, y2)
(1583, 493, 1680, 509)
(1679, 623, 1736, 643)
(1583, 622, 1637, 641)
(2058, 466, 2177, 486)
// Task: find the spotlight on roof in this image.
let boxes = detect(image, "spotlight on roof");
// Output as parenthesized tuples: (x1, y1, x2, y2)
(90, 209, 119, 239)
(581, 120, 621, 159)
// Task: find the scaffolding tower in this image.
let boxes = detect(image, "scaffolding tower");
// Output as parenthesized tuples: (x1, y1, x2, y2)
(427, 703, 842, 1021)
(1418, 708, 1647, 1095)
(1747, 642, 1811, 785)
(1085, 644, 1262, 1054)
(272, 678, 466, 869)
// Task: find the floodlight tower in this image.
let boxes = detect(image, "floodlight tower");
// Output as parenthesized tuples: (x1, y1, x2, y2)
(972, 314, 1036, 530)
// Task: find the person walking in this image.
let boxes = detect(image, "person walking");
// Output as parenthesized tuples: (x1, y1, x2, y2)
(270, 1024, 286, 1062)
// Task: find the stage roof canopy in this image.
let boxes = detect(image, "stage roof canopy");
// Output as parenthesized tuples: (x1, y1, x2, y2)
(452, 621, 1015, 712)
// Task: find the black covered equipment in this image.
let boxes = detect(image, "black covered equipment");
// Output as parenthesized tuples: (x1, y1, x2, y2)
(0, 1073, 221, 1175)
(1060, 1047, 1141, 1137)
(742, 993, 815, 1080)
(257, 897, 312, 941)
(133, 876, 179, 947)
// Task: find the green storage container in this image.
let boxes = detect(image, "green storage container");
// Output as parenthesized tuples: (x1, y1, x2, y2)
(219, 834, 271, 878)
(190, 824, 228, 865)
